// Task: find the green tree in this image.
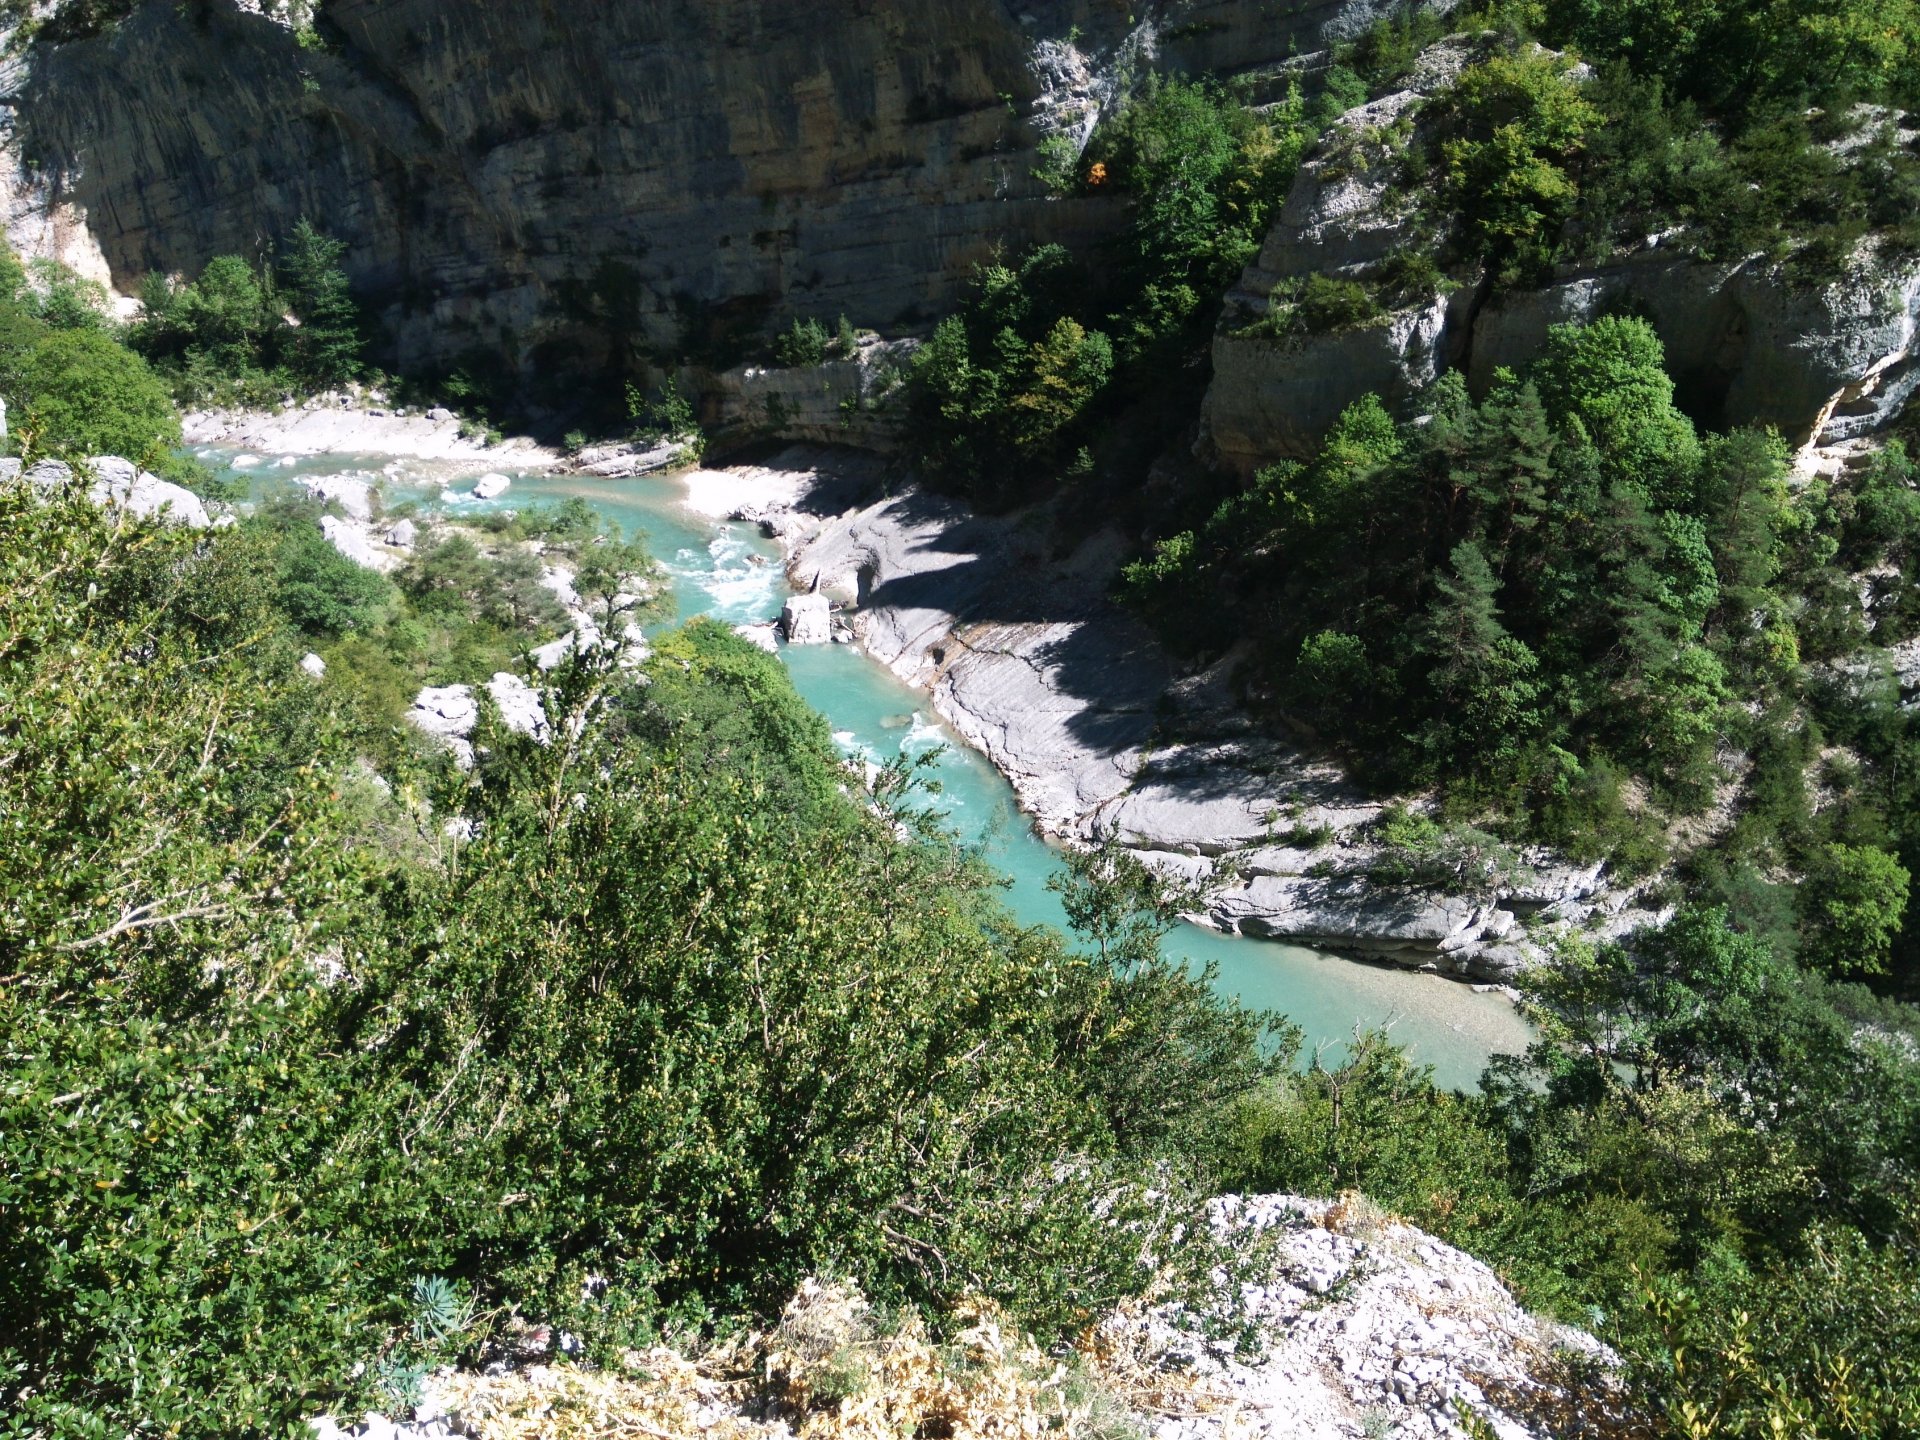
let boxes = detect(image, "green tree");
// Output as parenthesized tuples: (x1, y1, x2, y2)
(1007, 316, 1113, 454)
(1801, 842, 1912, 977)
(12, 327, 181, 464)
(278, 218, 363, 387)
(1415, 541, 1543, 768)
(184, 254, 274, 372)
(1533, 316, 1702, 506)
(1434, 49, 1600, 277)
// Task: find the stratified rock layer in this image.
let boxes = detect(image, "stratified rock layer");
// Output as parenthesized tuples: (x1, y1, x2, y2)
(5, 0, 1414, 393)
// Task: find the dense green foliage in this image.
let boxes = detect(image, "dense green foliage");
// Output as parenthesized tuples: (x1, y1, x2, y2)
(1125, 319, 1920, 988)
(0, 475, 1286, 1434)
(0, 249, 181, 470)
(1217, 903, 1920, 1437)
(908, 78, 1309, 504)
(128, 219, 366, 404)
(1339, 0, 1920, 287)
(250, 492, 670, 762)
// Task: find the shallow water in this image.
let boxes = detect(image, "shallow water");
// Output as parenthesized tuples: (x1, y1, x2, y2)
(205, 447, 1533, 1088)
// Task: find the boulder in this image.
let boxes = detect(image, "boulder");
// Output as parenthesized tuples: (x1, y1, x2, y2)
(531, 633, 582, 670)
(24, 458, 71, 490)
(0, 457, 20, 483)
(780, 591, 832, 644)
(732, 621, 781, 654)
(85, 456, 210, 529)
(576, 439, 693, 478)
(302, 474, 374, 521)
(471, 472, 511, 500)
(299, 651, 327, 678)
(319, 515, 382, 569)
(386, 518, 418, 548)
(426, 407, 454, 423)
(405, 675, 550, 761)
(407, 684, 479, 767)
(485, 671, 549, 742)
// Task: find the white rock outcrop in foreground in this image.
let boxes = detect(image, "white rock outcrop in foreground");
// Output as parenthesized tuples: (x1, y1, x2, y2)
(1116, 1194, 1617, 1440)
(306, 1192, 1612, 1440)
(9, 455, 213, 529)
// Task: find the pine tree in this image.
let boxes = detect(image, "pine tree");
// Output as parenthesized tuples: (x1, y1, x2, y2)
(277, 218, 362, 387)
(1414, 541, 1543, 769)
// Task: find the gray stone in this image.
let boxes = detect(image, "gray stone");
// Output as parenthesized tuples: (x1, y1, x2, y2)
(299, 651, 327, 678)
(24, 458, 71, 490)
(407, 684, 479, 768)
(733, 621, 780, 654)
(320, 514, 381, 569)
(85, 455, 210, 528)
(303, 474, 374, 521)
(530, 632, 582, 670)
(426, 407, 455, 423)
(0, 457, 21, 482)
(779, 591, 832, 645)
(386, 517, 419, 547)
(484, 671, 549, 742)
(471, 473, 511, 500)
(576, 439, 694, 478)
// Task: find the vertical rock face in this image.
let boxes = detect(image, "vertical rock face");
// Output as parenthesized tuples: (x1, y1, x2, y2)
(3, 0, 1444, 403)
(13, 0, 1112, 395)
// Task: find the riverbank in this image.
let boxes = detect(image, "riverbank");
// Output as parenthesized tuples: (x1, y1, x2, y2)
(183, 402, 562, 466)
(684, 447, 1658, 985)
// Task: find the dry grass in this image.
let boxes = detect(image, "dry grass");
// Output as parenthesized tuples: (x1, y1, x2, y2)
(431, 1280, 1187, 1440)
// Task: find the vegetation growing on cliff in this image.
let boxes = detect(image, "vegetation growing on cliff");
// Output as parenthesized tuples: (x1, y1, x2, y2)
(1125, 316, 1920, 988)
(128, 219, 367, 405)
(1349, 0, 1920, 285)
(908, 77, 1309, 506)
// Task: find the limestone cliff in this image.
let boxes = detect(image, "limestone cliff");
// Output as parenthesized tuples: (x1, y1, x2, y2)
(0, 0, 1415, 406)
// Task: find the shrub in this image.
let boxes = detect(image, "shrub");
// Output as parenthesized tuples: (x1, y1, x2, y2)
(1432, 49, 1599, 279)
(0, 485, 1286, 1431)
(773, 315, 830, 367)
(1801, 842, 1912, 977)
(10, 326, 181, 464)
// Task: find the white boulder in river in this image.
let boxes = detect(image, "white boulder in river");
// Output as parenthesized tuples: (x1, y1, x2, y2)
(302, 474, 373, 521)
(779, 591, 832, 645)
(471, 472, 511, 500)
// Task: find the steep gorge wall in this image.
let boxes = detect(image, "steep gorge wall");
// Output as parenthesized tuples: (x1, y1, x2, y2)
(2, 0, 1416, 407)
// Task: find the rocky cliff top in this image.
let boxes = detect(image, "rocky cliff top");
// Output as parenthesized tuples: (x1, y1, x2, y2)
(310, 1193, 1612, 1440)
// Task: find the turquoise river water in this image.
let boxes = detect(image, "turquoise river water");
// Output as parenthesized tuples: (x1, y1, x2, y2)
(212, 446, 1532, 1088)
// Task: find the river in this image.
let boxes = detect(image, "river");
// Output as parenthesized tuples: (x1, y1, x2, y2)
(211, 446, 1533, 1089)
